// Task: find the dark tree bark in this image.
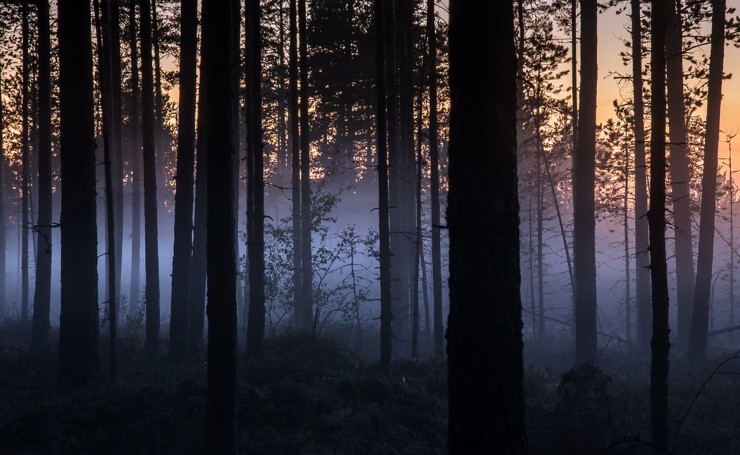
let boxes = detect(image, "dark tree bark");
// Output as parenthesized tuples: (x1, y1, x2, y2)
(648, 0, 670, 447)
(374, 0, 392, 376)
(168, 0, 198, 363)
(58, 0, 100, 390)
(385, 0, 406, 353)
(0, 65, 5, 317)
(574, 0, 598, 365)
(31, 0, 53, 351)
(21, 0, 30, 325)
(94, 0, 119, 379)
(427, 0, 443, 357)
(110, 0, 124, 304)
(397, 0, 417, 351)
(411, 76, 423, 359)
(204, 0, 237, 449)
(632, 0, 651, 349)
(246, 0, 266, 357)
(666, 0, 694, 345)
(129, 0, 142, 315)
(299, 0, 313, 332)
(689, 0, 725, 361)
(188, 0, 210, 355)
(446, 0, 525, 451)
(151, 0, 165, 157)
(289, 0, 306, 331)
(139, 0, 161, 354)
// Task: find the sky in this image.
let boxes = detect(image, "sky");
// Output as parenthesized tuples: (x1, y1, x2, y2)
(596, 1, 740, 168)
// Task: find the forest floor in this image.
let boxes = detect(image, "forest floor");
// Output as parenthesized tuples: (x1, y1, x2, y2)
(0, 322, 739, 454)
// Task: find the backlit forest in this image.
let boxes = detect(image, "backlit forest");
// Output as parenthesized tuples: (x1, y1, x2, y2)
(1, 0, 740, 453)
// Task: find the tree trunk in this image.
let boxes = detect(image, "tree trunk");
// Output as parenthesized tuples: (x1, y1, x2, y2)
(151, 0, 165, 160)
(299, 0, 313, 332)
(110, 0, 124, 305)
(94, 0, 119, 380)
(385, 0, 407, 353)
(188, 0, 210, 356)
(689, 0, 725, 361)
(624, 129, 631, 341)
(21, 0, 30, 326)
(411, 76, 424, 359)
(447, 0, 525, 451)
(648, 0, 670, 447)
(632, 0, 651, 349)
(204, 0, 237, 450)
(129, 0, 142, 316)
(169, 0, 198, 363)
(139, 0, 161, 355)
(289, 0, 306, 331)
(574, 0, 598, 365)
(426, 0, 443, 357)
(397, 0, 416, 352)
(246, 0, 266, 357)
(31, 0, 53, 351)
(374, 0, 392, 376)
(58, 0, 100, 390)
(666, 0, 694, 345)
(0, 63, 5, 318)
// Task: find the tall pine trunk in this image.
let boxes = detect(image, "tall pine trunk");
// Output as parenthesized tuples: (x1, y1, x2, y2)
(397, 0, 417, 350)
(204, 0, 237, 450)
(447, 0, 525, 450)
(246, 0, 266, 357)
(129, 0, 142, 315)
(648, 0, 670, 446)
(31, 0, 53, 351)
(574, 0, 598, 365)
(299, 0, 313, 332)
(139, 0, 161, 354)
(427, 0, 443, 357)
(21, 1, 30, 325)
(169, 0, 198, 362)
(632, 0, 651, 349)
(0, 64, 5, 317)
(110, 0, 124, 304)
(666, 0, 694, 345)
(94, 0, 119, 379)
(188, 0, 210, 355)
(289, 0, 306, 331)
(689, 0, 726, 361)
(58, 0, 100, 390)
(375, 0, 392, 376)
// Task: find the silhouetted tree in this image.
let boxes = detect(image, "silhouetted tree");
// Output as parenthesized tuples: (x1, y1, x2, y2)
(0, 63, 4, 317)
(188, 0, 209, 355)
(374, 0, 392, 376)
(20, 0, 29, 325)
(204, 0, 237, 448)
(30, 0, 52, 351)
(632, 0, 650, 349)
(446, 0, 525, 451)
(246, 0, 266, 357)
(648, 0, 669, 447)
(139, 0, 161, 354)
(289, 0, 306, 330)
(169, 0, 198, 362)
(129, 0, 142, 315)
(299, 0, 313, 332)
(427, 0, 443, 357)
(58, 0, 100, 390)
(666, 0, 694, 345)
(689, 0, 726, 361)
(94, 0, 118, 379)
(574, 0, 598, 365)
